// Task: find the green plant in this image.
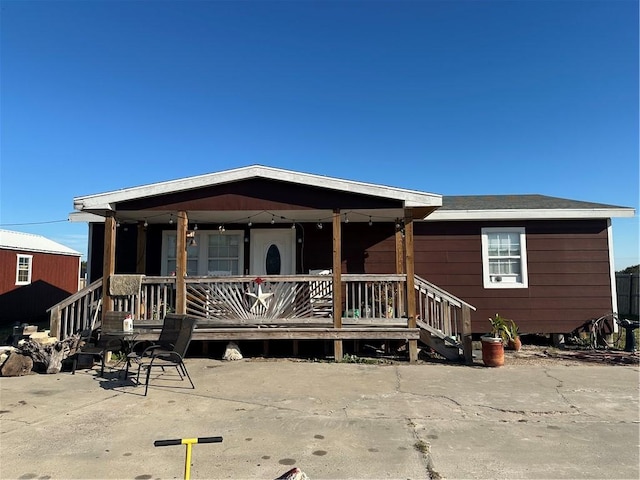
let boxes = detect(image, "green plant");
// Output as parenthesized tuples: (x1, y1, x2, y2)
(504, 318, 519, 341)
(488, 313, 518, 343)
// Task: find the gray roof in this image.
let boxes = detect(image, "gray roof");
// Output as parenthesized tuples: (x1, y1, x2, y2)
(441, 194, 629, 211)
(425, 194, 635, 221)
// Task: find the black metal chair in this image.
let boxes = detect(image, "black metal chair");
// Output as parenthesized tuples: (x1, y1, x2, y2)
(72, 311, 128, 376)
(129, 314, 197, 396)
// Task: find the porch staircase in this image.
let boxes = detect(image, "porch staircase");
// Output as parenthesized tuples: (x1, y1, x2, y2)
(417, 319, 464, 361)
(413, 275, 475, 362)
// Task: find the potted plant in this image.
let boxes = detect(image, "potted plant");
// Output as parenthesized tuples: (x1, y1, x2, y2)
(503, 318, 522, 351)
(481, 314, 508, 367)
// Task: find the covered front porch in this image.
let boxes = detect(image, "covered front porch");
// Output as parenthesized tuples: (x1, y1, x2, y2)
(55, 166, 475, 362)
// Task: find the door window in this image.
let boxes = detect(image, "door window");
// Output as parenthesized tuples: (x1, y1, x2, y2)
(265, 244, 282, 274)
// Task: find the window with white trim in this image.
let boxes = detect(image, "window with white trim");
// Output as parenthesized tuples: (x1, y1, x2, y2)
(162, 230, 244, 276)
(16, 254, 33, 285)
(481, 227, 528, 288)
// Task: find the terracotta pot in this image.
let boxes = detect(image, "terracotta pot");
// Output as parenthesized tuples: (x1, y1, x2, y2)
(507, 336, 522, 351)
(481, 336, 504, 367)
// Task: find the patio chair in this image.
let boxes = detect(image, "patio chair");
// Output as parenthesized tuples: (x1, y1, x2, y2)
(130, 314, 197, 396)
(71, 311, 128, 376)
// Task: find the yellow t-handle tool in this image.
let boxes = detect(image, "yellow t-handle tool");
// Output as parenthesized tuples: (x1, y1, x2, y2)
(154, 436, 223, 480)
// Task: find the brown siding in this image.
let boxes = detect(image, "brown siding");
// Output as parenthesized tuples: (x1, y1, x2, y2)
(0, 248, 80, 328)
(118, 179, 402, 212)
(414, 219, 613, 334)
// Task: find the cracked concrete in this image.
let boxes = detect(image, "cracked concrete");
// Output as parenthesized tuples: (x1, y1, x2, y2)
(1, 359, 638, 479)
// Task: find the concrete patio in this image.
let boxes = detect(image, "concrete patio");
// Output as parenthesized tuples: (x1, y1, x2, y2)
(1, 356, 638, 479)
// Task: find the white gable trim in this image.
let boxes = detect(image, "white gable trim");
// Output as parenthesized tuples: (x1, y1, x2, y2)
(73, 165, 441, 211)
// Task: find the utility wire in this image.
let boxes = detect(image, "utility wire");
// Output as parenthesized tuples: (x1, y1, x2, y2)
(0, 219, 69, 227)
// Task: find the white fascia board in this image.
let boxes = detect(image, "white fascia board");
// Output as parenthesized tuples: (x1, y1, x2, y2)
(69, 212, 105, 223)
(606, 219, 619, 329)
(73, 165, 442, 211)
(424, 208, 636, 221)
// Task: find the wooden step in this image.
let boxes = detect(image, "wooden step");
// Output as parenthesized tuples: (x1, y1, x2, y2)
(416, 319, 463, 361)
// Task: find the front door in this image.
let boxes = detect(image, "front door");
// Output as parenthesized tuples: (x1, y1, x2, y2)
(250, 229, 296, 275)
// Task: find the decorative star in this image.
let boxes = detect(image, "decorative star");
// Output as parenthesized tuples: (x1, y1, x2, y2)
(246, 282, 273, 311)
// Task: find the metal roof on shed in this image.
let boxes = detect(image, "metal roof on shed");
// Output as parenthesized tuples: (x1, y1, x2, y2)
(0, 230, 81, 256)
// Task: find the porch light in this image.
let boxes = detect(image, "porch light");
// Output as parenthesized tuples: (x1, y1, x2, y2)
(219, 225, 226, 233)
(194, 223, 198, 231)
(169, 215, 174, 225)
(270, 216, 275, 225)
(368, 217, 373, 226)
(143, 219, 148, 228)
(186, 230, 197, 247)
(291, 221, 296, 229)
(248, 220, 253, 227)
(344, 214, 349, 224)
(316, 221, 323, 230)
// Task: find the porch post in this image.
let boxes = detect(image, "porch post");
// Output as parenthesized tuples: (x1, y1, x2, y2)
(395, 225, 405, 315)
(395, 227, 405, 275)
(404, 208, 418, 363)
(101, 213, 116, 316)
(332, 209, 343, 361)
(136, 221, 147, 274)
(175, 211, 188, 314)
(462, 305, 473, 365)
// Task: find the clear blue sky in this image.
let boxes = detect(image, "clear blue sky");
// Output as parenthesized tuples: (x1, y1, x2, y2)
(1, 0, 638, 269)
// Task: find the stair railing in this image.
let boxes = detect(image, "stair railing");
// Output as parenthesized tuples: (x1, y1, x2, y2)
(48, 278, 104, 340)
(414, 275, 476, 363)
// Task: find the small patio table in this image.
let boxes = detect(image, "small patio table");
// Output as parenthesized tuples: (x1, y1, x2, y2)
(106, 330, 144, 376)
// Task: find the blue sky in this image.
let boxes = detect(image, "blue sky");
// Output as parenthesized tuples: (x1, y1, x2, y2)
(1, 0, 638, 269)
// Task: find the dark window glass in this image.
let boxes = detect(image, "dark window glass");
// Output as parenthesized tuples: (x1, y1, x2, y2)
(265, 244, 281, 275)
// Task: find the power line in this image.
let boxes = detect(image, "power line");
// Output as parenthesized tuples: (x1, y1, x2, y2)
(0, 219, 69, 227)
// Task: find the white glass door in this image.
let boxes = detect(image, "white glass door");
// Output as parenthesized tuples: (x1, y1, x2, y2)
(250, 229, 296, 275)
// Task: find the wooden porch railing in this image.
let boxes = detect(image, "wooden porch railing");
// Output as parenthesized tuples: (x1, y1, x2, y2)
(341, 274, 407, 324)
(49, 277, 177, 340)
(185, 275, 334, 323)
(50, 273, 474, 361)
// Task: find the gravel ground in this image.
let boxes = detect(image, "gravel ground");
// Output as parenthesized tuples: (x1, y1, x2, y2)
(503, 343, 640, 367)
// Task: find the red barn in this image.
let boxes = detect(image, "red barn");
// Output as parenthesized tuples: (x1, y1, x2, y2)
(0, 230, 81, 333)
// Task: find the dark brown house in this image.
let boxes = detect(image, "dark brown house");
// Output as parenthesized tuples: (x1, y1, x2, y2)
(54, 166, 633, 362)
(0, 230, 81, 332)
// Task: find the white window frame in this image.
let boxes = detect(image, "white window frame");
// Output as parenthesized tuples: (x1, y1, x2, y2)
(481, 227, 528, 289)
(16, 254, 33, 285)
(161, 230, 244, 276)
